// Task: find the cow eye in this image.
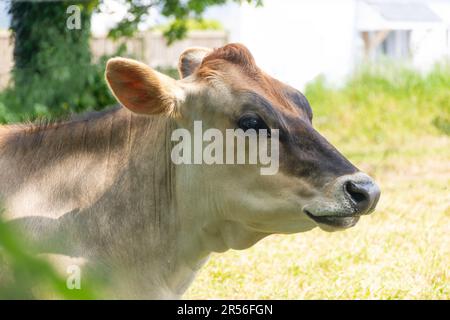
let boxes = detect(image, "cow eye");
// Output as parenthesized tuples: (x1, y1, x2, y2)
(238, 115, 270, 135)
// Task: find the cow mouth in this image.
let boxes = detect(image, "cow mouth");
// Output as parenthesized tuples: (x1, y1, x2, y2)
(304, 210, 360, 229)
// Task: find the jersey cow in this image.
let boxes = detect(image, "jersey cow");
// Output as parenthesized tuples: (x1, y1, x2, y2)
(0, 43, 380, 298)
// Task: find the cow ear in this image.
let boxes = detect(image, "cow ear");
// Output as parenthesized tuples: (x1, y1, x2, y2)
(178, 47, 212, 79)
(105, 57, 183, 115)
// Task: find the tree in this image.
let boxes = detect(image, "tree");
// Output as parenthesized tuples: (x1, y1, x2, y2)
(8, 0, 93, 117)
(107, 0, 262, 44)
(5, 0, 261, 118)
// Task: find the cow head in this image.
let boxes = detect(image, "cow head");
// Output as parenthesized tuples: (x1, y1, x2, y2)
(105, 43, 380, 246)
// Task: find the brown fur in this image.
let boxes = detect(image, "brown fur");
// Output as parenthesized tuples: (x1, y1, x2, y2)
(197, 43, 307, 118)
(178, 47, 212, 78)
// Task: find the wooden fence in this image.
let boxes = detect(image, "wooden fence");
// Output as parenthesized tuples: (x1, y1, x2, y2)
(0, 30, 228, 89)
(0, 30, 13, 90)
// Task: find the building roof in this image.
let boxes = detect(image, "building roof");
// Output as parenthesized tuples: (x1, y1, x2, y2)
(369, 2, 441, 22)
(357, 0, 444, 31)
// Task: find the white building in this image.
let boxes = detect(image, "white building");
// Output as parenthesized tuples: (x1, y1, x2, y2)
(205, 0, 450, 89)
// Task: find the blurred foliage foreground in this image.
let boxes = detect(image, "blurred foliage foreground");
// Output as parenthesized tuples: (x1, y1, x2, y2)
(0, 209, 95, 299)
(0, 62, 449, 299)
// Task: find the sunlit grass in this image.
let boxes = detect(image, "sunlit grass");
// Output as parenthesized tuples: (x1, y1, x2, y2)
(185, 63, 450, 299)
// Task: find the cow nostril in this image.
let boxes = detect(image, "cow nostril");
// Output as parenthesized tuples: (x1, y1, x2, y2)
(338, 174, 381, 216)
(344, 181, 369, 210)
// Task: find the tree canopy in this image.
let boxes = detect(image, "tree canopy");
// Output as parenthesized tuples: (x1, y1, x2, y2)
(106, 0, 262, 44)
(2, 0, 261, 120)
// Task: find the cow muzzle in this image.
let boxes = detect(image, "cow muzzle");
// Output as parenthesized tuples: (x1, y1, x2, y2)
(303, 172, 381, 230)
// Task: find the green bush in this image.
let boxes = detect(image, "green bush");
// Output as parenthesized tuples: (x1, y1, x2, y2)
(0, 51, 181, 124)
(7, 1, 95, 120)
(304, 61, 450, 149)
(156, 66, 180, 79)
(0, 50, 123, 124)
(153, 18, 224, 33)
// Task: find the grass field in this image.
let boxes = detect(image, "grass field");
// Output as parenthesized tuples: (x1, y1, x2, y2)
(185, 64, 450, 299)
